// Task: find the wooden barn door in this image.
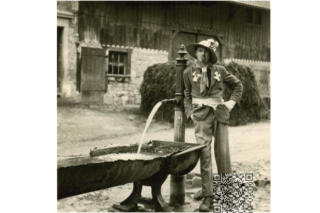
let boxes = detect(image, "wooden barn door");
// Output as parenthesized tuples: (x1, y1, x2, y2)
(171, 32, 196, 62)
(171, 32, 222, 63)
(80, 47, 106, 104)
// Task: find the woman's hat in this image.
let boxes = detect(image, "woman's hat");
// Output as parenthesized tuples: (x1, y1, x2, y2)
(186, 38, 219, 64)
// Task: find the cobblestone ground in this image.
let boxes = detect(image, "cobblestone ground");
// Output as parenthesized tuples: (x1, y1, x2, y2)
(57, 105, 270, 212)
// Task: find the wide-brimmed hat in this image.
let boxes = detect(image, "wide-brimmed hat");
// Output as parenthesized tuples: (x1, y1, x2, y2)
(186, 38, 219, 64)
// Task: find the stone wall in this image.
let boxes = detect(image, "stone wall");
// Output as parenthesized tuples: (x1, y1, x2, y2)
(103, 46, 169, 106)
(57, 1, 80, 100)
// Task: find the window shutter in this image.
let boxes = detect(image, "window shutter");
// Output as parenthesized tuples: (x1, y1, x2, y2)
(80, 47, 106, 91)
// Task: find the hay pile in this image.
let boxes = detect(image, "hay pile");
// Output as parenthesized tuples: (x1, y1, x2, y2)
(219, 61, 267, 125)
(139, 63, 176, 122)
(140, 61, 269, 126)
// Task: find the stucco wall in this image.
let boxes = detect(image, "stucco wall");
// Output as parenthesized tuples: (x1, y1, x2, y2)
(57, 1, 79, 99)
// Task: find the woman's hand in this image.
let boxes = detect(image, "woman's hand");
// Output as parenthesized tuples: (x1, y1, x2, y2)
(223, 100, 236, 112)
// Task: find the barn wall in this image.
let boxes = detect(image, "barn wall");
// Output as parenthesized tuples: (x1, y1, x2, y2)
(58, 1, 270, 104)
(78, 1, 270, 61)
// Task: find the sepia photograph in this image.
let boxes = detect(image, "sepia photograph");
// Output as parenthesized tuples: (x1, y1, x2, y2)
(57, 1, 270, 212)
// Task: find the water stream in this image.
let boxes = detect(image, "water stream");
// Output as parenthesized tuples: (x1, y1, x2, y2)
(137, 101, 164, 154)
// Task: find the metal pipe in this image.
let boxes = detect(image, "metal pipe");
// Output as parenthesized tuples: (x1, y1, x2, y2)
(161, 98, 177, 104)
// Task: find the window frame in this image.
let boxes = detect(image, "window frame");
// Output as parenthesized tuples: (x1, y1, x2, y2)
(106, 46, 132, 81)
(246, 8, 254, 24)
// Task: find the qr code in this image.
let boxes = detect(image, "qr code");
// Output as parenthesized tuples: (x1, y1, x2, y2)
(212, 173, 254, 213)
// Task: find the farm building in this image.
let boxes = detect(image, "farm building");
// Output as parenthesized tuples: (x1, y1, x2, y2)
(57, 1, 270, 105)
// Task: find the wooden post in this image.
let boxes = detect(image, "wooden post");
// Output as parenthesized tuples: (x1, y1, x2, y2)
(170, 44, 188, 205)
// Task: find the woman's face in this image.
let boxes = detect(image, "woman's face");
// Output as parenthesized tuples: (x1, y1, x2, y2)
(195, 47, 210, 64)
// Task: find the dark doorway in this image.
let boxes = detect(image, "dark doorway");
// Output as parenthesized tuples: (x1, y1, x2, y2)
(57, 27, 63, 95)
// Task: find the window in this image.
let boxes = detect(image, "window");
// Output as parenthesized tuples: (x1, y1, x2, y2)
(246, 8, 262, 25)
(227, 5, 236, 22)
(108, 52, 128, 76)
(106, 47, 132, 82)
(254, 10, 262, 25)
(246, 8, 254, 24)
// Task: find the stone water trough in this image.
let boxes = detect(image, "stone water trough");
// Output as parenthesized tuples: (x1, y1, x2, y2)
(58, 140, 206, 211)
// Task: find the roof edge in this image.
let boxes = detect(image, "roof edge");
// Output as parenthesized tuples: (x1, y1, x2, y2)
(228, 0, 270, 10)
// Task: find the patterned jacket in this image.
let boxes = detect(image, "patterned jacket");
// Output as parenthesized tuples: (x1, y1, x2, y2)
(183, 63, 243, 124)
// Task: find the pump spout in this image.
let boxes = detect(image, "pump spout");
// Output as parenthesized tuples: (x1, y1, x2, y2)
(161, 98, 177, 105)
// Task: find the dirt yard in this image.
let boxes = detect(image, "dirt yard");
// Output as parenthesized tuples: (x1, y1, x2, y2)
(57, 104, 270, 212)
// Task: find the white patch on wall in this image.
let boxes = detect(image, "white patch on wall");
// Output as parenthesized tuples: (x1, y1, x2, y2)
(62, 83, 73, 97)
(131, 47, 168, 85)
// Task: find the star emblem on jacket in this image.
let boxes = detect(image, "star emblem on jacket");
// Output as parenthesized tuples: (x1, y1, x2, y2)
(192, 71, 201, 82)
(214, 71, 221, 81)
